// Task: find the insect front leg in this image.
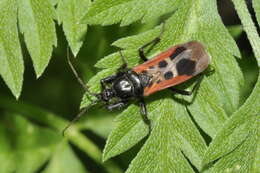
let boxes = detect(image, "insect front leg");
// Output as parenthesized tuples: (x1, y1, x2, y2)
(101, 75, 117, 89)
(107, 100, 128, 110)
(139, 98, 151, 134)
(138, 22, 165, 62)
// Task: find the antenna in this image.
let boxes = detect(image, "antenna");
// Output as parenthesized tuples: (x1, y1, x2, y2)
(62, 101, 98, 136)
(67, 47, 97, 97)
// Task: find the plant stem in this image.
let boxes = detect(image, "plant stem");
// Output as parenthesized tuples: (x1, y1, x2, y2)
(0, 97, 122, 173)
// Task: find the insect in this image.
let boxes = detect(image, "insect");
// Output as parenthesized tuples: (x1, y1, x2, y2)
(63, 25, 211, 135)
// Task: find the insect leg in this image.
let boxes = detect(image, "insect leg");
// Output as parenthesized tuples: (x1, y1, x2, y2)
(139, 98, 151, 134)
(107, 100, 128, 110)
(118, 50, 128, 70)
(168, 87, 193, 95)
(101, 75, 117, 89)
(138, 22, 165, 61)
(169, 74, 205, 95)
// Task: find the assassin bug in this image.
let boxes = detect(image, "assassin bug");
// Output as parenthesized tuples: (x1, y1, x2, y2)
(63, 24, 211, 135)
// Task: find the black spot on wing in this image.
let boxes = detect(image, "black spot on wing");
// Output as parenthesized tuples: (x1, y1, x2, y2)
(164, 71, 173, 80)
(149, 66, 155, 69)
(158, 60, 168, 68)
(170, 46, 186, 60)
(156, 80, 161, 84)
(176, 59, 196, 75)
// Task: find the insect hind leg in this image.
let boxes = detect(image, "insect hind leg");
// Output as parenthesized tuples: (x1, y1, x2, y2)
(138, 22, 166, 62)
(169, 74, 205, 95)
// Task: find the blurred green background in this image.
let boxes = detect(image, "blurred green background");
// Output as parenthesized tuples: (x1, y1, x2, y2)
(0, 0, 258, 172)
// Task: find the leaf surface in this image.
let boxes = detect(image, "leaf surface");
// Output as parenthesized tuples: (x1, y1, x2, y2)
(0, 0, 24, 98)
(57, 0, 91, 56)
(80, 0, 244, 172)
(82, 0, 181, 26)
(18, 0, 57, 77)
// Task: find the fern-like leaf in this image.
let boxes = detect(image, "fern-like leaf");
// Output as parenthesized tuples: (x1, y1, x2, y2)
(80, 0, 244, 172)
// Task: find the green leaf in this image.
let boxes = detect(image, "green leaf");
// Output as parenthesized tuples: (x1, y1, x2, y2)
(192, 75, 260, 172)
(104, 96, 208, 171)
(43, 142, 87, 173)
(0, 97, 122, 173)
(81, 0, 181, 26)
(18, 0, 57, 77)
(112, 0, 243, 115)
(49, 0, 58, 6)
(57, 0, 91, 56)
(208, 126, 260, 173)
(79, 0, 245, 172)
(102, 99, 162, 162)
(125, 98, 207, 172)
(202, 0, 260, 171)
(0, 114, 61, 173)
(0, 0, 24, 99)
(89, 0, 242, 139)
(231, 0, 260, 65)
(253, 0, 260, 26)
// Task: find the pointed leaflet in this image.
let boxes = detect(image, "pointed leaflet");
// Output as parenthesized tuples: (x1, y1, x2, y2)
(81, 0, 181, 26)
(0, 0, 24, 99)
(57, 0, 91, 56)
(81, 0, 242, 171)
(202, 76, 260, 166)
(125, 98, 206, 173)
(202, 87, 260, 166)
(18, 0, 57, 77)
(104, 95, 207, 171)
(202, 0, 260, 169)
(102, 99, 162, 162)
(204, 116, 260, 173)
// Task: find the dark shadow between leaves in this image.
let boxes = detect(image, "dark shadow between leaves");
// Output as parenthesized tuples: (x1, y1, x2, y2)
(181, 151, 199, 173)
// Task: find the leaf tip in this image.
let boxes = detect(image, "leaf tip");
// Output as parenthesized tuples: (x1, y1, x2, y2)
(102, 148, 110, 162)
(14, 91, 21, 100)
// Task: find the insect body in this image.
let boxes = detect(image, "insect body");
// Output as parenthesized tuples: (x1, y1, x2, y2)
(64, 30, 211, 135)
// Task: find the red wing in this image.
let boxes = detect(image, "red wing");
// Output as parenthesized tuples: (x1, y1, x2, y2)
(132, 41, 211, 97)
(143, 75, 192, 96)
(132, 46, 178, 73)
